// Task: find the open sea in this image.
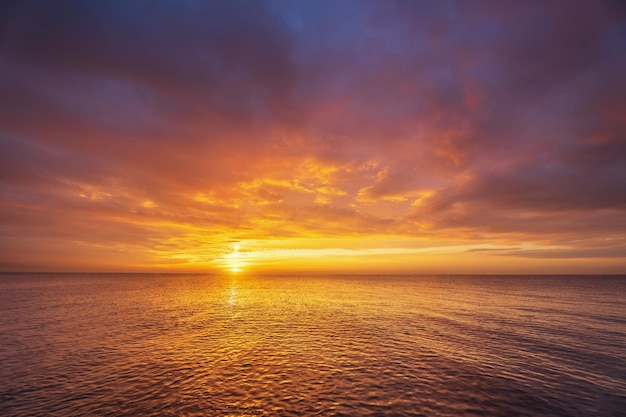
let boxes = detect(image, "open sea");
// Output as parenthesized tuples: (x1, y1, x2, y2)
(0, 273, 625, 416)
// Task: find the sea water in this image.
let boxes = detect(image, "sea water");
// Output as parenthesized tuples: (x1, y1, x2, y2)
(1, 273, 625, 416)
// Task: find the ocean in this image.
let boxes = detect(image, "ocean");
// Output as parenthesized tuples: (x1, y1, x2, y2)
(1, 273, 625, 416)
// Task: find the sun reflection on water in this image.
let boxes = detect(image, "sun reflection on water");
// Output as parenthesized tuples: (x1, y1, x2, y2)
(228, 282, 238, 306)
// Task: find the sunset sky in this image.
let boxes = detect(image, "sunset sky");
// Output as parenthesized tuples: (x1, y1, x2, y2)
(1, 0, 625, 273)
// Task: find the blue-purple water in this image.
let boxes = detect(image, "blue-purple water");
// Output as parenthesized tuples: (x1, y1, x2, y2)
(1, 273, 625, 416)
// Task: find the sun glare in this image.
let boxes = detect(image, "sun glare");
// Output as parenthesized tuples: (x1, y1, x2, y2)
(223, 243, 245, 273)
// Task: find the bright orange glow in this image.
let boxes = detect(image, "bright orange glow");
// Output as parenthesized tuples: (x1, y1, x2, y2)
(219, 243, 247, 273)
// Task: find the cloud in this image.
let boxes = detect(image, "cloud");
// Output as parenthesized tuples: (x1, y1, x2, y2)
(499, 246, 626, 260)
(0, 0, 625, 271)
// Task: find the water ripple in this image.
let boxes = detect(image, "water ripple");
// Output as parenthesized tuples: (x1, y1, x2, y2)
(1, 274, 625, 416)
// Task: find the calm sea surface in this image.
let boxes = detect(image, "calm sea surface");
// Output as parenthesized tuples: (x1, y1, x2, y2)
(0, 273, 625, 416)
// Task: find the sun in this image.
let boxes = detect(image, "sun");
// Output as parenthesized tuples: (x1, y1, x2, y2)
(223, 243, 245, 273)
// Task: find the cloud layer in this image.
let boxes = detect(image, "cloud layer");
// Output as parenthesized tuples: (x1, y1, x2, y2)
(1, 0, 625, 272)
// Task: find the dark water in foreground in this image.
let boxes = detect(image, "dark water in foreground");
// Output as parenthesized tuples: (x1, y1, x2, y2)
(0, 274, 625, 417)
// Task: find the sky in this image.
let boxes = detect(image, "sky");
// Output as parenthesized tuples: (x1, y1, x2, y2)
(1, 0, 625, 274)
